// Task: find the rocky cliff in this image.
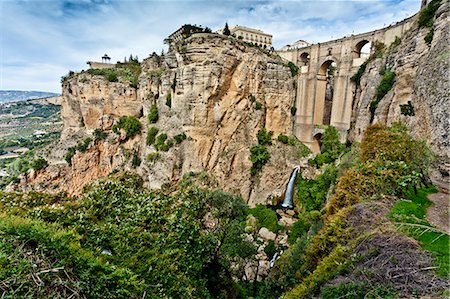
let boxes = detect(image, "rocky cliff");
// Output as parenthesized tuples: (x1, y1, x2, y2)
(21, 34, 303, 205)
(349, 1, 449, 182)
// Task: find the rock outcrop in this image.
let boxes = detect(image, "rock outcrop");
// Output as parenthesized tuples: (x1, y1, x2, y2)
(21, 34, 302, 205)
(349, 2, 449, 181)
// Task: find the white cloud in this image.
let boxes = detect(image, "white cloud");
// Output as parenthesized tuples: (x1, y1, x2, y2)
(0, 0, 421, 92)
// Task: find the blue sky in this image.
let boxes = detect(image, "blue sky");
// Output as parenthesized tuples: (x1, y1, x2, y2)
(0, 0, 420, 93)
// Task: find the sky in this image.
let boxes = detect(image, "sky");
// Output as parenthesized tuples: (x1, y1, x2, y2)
(0, 0, 421, 93)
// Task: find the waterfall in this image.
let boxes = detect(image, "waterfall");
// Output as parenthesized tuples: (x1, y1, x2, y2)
(281, 167, 299, 209)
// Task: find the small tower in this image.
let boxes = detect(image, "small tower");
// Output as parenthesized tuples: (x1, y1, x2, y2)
(102, 54, 111, 63)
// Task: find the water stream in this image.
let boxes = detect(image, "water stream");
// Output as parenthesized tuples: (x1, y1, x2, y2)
(281, 166, 299, 209)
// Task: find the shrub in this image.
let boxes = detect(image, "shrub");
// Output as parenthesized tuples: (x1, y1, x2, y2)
(114, 116, 142, 139)
(248, 204, 281, 233)
(146, 127, 159, 145)
(148, 104, 158, 123)
(174, 133, 187, 144)
(31, 157, 48, 171)
(166, 93, 172, 108)
(155, 133, 168, 147)
(288, 215, 311, 245)
(249, 94, 256, 102)
(400, 101, 415, 116)
(309, 126, 345, 167)
(424, 30, 434, 45)
(147, 152, 160, 162)
(350, 62, 367, 85)
(250, 144, 270, 175)
(106, 72, 118, 82)
(131, 151, 141, 167)
(77, 137, 92, 153)
(375, 70, 395, 101)
(255, 101, 263, 110)
(65, 147, 76, 166)
(290, 106, 297, 116)
(278, 134, 289, 144)
(418, 0, 442, 28)
(257, 128, 273, 146)
(93, 129, 107, 140)
(264, 240, 277, 258)
(286, 61, 299, 77)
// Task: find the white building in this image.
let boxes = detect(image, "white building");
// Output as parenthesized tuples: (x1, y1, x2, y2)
(229, 26, 273, 48)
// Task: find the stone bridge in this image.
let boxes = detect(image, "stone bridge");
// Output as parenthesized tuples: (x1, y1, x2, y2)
(278, 14, 417, 152)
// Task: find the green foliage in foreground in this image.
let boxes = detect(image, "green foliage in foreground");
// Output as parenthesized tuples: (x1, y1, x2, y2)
(0, 175, 255, 298)
(389, 187, 449, 278)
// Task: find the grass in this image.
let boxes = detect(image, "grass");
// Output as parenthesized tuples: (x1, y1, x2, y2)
(389, 187, 449, 278)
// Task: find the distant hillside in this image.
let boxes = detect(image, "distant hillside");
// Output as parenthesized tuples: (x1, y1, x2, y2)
(0, 90, 59, 103)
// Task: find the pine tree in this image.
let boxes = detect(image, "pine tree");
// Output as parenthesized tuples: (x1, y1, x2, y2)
(223, 22, 231, 36)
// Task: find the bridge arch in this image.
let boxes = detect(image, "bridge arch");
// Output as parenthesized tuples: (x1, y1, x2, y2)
(354, 39, 372, 58)
(314, 59, 337, 125)
(299, 52, 310, 66)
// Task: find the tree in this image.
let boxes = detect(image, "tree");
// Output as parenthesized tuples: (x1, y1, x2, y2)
(223, 22, 231, 36)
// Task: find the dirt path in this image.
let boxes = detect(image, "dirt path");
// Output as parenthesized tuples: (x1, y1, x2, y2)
(427, 192, 450, 233)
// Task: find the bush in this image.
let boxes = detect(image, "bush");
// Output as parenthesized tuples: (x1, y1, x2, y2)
(106, 72, 118, 82)
(31, 157, 48, 171)
(288, 214, 312, 245)
(278, 134, 289, 144)
(174, 133, 187, 144)
(93, 129, 107, 140)
(400, 101, 415, 116)
(248, 204, 281, 233)
(286, 61, 299, 77)
(424, 30, 434, 45)
(146, 127, 159, 145)
(147, 152, 160, 162)
(418, 0, 442, 28)
(290, 106, 297, 116)
(166, 93, 172, 108)
(148, 104, 158, 123)
(114, 116, 142, 139)
(250, 144, 270, 175)
(264, 240, 277, 258)
(77, 137, 92, 153)
(255, 101, 263, 110)
(249, 94, 256, 102)
(350, 62, 367, 85)
(370, 70, 395, 118)
(257, 128, 273, 146)
(131, 151, 141, 167)
(155, 133, 168, 147)
(309, 126, 345, 167)
(65, 147, 76, 166)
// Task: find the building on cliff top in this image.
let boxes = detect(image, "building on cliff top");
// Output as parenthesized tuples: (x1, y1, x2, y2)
(219, 25, 273, 48)
(166, 24, 212, 44)
(279, 39, 311, 51)
(87, 54, 116, 69)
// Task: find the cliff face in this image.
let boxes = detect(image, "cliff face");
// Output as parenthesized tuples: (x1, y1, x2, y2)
(23, 34, 300, 205)
(349, 2, 449, 180)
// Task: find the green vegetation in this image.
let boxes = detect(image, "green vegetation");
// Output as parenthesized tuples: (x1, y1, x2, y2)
(309, 126, 345, 167)
(87, 59, 142, 88)
(321, 283, 396, 299)
(255, 101, 262, 110)
(65, 147, 76, 166)
(248, 204, 281, 233)
(250, 128, 273, 175)
(30, 157, 48, 171)
(389, 187, 449, 277)
(418, 0, 442, 28)
(369, 70, 395, 119)
(257, 128, 273, 146)
(248, 94, 256, 102)
(290, 106, 297, 116)
(146, 127, 159, 146)
(286, 61, 299, 77)
(131, 151, 141, 167)
(154, 133, 174, 152)
(174, 132, 187, 144)
(350, 62, 367, 85)
(0, 174, 257, 298)
(148, 104, 158, 123)
(166, 93, 172, 108)
(112, 116, 142, 139)
(424, 30, 434, 45)
(93, 128, 107, 140)
(77, 137, 92, 153)
(400, 100, 415, 116)
(296, 165, 338, 211)
(277, 134, 289, 144)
